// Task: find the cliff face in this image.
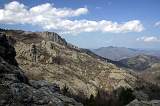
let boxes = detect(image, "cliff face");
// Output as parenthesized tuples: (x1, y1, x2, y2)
(0, 32, 83, 106)
(0, 29, 67, 46)
(39, 32, 67, 45)
(0, 29, 139, 98)
(0, 32, 18, 66)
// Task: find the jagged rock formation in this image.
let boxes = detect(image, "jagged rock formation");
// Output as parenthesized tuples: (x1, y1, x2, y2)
(39, 32, 67, 45)
(0, 29, 67, 46)
(0, 32, 83, 106)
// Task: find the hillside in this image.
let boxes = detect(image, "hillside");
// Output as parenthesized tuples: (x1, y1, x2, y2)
(141, 62, 160, 84)
(92, 46, 160, 61)
(0, 29, 137, 96)
(117, 54, 160, 71)
(116, 54, 160, 84)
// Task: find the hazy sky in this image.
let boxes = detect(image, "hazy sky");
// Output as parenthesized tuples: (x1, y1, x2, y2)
(0, 0, 160, 49)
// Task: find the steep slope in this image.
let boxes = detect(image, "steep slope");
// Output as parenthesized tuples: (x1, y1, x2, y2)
(92, 46, 160, 61)
(0, 29, 138, 98)
(0, 32, 82, 106)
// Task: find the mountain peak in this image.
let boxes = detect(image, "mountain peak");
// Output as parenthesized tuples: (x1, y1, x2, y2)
(0, 29, 69, 46)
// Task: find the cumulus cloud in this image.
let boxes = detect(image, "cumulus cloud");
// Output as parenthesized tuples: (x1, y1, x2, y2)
(0, 1, 144, 34)
(136, 36, 160, 42)
(155, 21, 160, 27)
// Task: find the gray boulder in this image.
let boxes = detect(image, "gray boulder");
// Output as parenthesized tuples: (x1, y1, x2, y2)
(127, 99, 160, 106)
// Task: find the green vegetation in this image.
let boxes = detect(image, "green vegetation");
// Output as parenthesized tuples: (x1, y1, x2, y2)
(83, 87, 135, 106)
(62, 84, 69, 96)
(118, 88, 135, 105)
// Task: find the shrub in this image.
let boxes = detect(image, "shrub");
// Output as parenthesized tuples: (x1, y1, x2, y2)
(62, 84, 69, 96)
(117, 88, 135, 106)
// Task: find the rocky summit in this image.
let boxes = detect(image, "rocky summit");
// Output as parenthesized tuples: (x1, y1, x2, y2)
(0, 32, 83, 106)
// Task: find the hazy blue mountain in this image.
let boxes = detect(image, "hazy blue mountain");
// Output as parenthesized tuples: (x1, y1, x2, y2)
(92, 46, 160, 61)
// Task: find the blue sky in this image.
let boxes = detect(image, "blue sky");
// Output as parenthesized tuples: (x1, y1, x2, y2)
(0, 0, 160, 49)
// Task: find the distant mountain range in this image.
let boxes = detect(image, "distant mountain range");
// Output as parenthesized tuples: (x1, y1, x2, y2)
(92, 46, 160, 61)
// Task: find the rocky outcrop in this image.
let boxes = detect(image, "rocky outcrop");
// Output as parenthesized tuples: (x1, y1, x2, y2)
(1, 29, 68, 46)
(39, 32, 67, 45)
(0, 32, 83, 106)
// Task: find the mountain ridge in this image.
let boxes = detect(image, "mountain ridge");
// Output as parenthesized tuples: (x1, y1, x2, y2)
(115, 54, 160, 84)
(92, 46, 160, 61)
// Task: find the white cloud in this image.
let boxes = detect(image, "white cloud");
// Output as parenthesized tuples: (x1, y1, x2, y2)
(0, 1, 144, 34)
(136, 36, 160, 42)
(155, 21, 160, 27)
(29, 3, 88, 18)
